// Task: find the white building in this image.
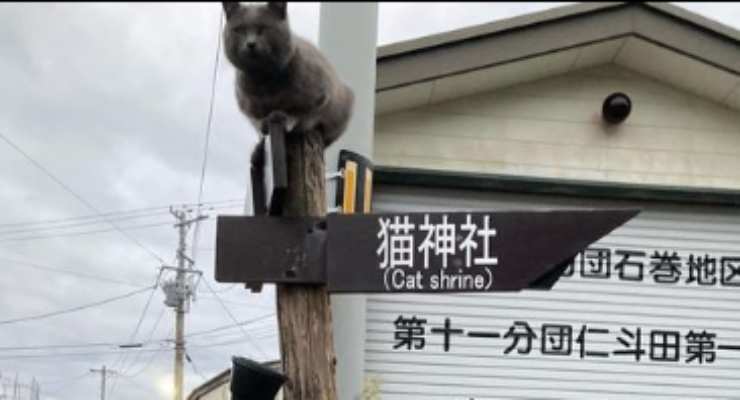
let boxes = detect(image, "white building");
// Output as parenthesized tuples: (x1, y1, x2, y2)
(196, 2, 740, 399)
(359, 2, 740, 399)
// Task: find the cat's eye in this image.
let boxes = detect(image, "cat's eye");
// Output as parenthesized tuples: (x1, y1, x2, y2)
(232, 25, 247, 34)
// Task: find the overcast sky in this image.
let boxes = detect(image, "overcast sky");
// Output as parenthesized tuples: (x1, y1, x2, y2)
(0, 2, 738, 399)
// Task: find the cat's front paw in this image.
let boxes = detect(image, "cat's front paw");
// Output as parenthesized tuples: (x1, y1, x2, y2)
(260, 110, 297, 135)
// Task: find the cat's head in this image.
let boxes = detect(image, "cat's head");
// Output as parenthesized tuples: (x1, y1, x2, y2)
(222, 2, 294, 71)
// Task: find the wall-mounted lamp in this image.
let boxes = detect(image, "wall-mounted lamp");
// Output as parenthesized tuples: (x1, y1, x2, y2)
(602, 92, 631, 124)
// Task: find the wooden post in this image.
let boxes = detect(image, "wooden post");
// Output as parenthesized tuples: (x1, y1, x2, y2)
(275, 124, 337, 400)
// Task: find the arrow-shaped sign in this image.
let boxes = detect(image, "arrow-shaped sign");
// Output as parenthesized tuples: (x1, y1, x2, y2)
(215, 209, 638, 293)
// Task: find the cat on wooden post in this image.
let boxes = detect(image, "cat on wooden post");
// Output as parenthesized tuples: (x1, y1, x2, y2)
(222, 1, 354, 158)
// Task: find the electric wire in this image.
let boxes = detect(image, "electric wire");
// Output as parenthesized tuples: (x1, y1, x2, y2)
(37, 371, 93, 400)
(195, 8, 223, 211)
(0, 286, 156, 326)
(0, 129, 167, 264)
(201, 277, 268, 359)
(186, 312, 275, 339)
(105, 275, 161, 398)
(0, 348, 164, 361)
(0, 203, 240, 243)
(191, 9, 225, 271)
(116, 306, 166, 377)
(120, 343, 171, 379)
(0, 198, 242, 229)
(0, 257, 150, 288)
(0, 210, 169, 237)
(0, 314, 274, 352)
(186, 351, 208, 381)
(39, 371, 92, 387)
(0, 220, 175, 244)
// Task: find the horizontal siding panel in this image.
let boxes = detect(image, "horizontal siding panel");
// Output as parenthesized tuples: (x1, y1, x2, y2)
(364, 186, 740, 399)
(374, 64, 740, 190)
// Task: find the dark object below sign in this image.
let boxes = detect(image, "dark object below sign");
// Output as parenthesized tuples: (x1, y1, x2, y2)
(230, 356, 286, 400)
(250, 121, 288, 216)
(216, 209, 638, 293)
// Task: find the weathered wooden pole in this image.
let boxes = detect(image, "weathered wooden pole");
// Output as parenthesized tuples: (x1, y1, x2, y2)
(274, 122, 337, 400)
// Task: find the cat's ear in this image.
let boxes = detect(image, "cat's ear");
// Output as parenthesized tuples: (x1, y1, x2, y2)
(222, 2, 240, 19)
(268, 2, 287, 20)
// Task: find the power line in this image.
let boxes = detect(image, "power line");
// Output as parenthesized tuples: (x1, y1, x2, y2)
(0, 285, 155, 326)
(127, 284, 160, 346)
(0, 203, 239, 243)
(0, 130, 166, 263)
(187, 331, 277, 350)
(185, 351, 208, 382)
(0, 257, 150, 288)
(0, 209, 169, 236)
(120, 343, 171, 379)
(115, 306, 166, 376)
(0, 313, 274, 353)
(0, 205, 170, 229)
(0, 348, 164, 361)
(191, 9, 225, 273)
(201, 277, 268, 359)
(36, 372, 93, 400)
(0, 342, 120, 352)
(0, 220, 175, 243)
(0, 198, 243, 229)
(117, 317, 172, 382)
(195, 9, 223, 210)
(188, 313, 275, 338)
(40, 371, 93, 387)
(105, 275, 162, 398)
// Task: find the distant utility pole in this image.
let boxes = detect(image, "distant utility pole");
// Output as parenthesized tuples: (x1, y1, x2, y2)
(163, 207, 205, 400)
(90, 366, 116, 400)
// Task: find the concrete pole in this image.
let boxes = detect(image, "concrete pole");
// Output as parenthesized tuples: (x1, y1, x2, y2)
(174, 210, 187, 400)
(319, 3, 378, 400)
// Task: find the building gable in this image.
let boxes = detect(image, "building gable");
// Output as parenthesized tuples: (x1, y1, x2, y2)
(375, 64, 740, 190)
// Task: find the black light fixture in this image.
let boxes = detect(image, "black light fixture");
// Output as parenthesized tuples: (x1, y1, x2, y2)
(230, 356, 286, 400)
(602, 92, 631, 124)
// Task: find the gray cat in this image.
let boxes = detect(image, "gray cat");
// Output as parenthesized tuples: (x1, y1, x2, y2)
(222, 1, 354, 149)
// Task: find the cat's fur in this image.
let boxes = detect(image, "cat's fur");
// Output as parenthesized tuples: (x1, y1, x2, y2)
(222, 1, 354, 150)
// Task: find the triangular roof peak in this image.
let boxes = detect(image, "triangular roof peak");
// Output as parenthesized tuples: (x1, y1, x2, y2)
(376, 2, 740, 114)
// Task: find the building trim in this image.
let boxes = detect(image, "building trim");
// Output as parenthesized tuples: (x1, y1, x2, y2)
(376, 3, 740, 93)
(374, 166, 740, 208)
(377, 3, 740, 61)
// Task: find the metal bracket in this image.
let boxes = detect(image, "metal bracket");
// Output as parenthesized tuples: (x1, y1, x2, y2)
(215, 216, 327, 292)
(325, 170, 344, 181)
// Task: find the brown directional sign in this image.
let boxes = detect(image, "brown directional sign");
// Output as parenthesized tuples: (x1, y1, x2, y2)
(215, 209, 638, 293)
(326, 209, 638, 293)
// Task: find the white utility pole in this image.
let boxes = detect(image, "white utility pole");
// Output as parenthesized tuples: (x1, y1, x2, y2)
(319, 3, 379, 400)
(90, 366, 116, 400)
(164, 207, 205, 400)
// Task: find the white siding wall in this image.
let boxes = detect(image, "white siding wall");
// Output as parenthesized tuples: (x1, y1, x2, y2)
(364, 186, 740, 400)
(374, 64, 740, 189)
(367, 64, 740, 399)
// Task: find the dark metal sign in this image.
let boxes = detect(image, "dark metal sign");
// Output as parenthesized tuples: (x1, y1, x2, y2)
(215, 209, 638, 293)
